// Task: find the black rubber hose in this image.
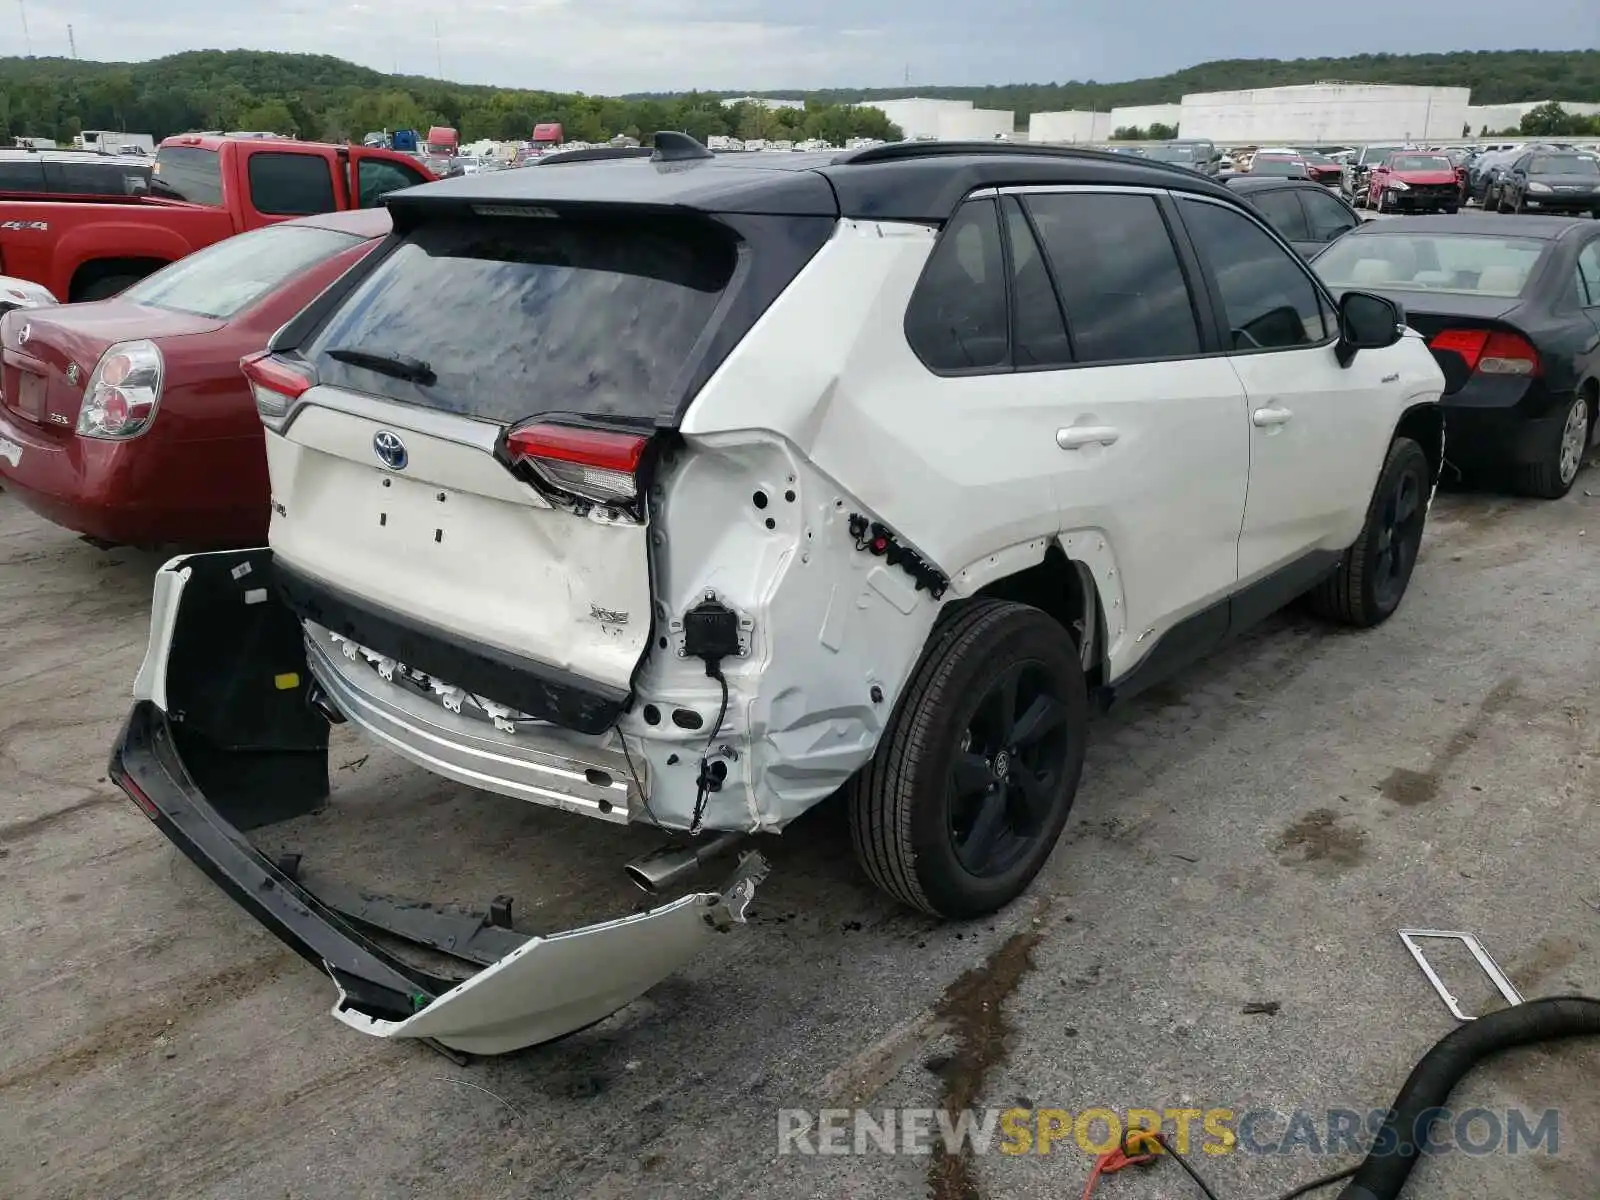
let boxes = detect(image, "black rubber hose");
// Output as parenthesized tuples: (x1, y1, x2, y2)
(1337, 995, 1600, 1200)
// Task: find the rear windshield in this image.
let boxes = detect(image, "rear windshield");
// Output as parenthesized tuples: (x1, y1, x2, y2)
(121, 224, 364, 319)
(151, 146, 224, 205)
(304, 214, 738, 423)
(1389, 155, 1452, 171)
(1314, 234, 1546, 298)
(1530, 154, 1599, 175)
(1361, 146, 1402, 163)
(1251, 158, 1304, 176)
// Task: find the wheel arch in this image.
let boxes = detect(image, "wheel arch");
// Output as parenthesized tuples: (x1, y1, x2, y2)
(1394, 401, 1444, 486)
(69, 256, 170, 301)
(959, 542, 1111, 691)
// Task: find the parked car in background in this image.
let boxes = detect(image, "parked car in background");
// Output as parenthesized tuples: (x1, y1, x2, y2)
(0, 209, 391, 546)
(0, 149, 152, 201)
(1140, 139, 1221, 175)
(1344, 144, 1407, 206)
(0, 134, 430, 303)
(1491, 150, 1600, 217)
(1366, 152, 1461, 214)
(1315, 214, 1600, 498)
(111, 136, 1444, 1057)
(1248, 153, 1311, 180)
(1224, 176, 1363, 258)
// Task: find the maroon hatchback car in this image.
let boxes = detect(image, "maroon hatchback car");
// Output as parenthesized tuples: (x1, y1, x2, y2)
(0, 208, 391, 547)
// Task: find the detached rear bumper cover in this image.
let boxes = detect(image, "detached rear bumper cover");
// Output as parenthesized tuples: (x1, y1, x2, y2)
(110, 548, 764, 1056)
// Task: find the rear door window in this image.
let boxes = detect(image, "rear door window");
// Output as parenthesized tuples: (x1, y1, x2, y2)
(1001, 198, 1071, 368)
(1248, 188, 1310, 242)
(1300, 189, 1360, 243)
(1024, 191, 1201, 364)
(0, 158, 45, 192)
(1178, 198, 1331, 350)
(356, 157, 429, 207)
(904, 199, 1010, 372)
(305, 214, 738, 422)
(42, 159, 146, 196)
(248, 152, 338, 216)
(151, 146, 224, 205)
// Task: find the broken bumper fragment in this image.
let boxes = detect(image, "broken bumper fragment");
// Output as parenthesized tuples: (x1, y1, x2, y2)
(108, 548, 765, 1056)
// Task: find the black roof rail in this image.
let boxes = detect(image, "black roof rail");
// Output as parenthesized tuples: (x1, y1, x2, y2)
(832, 139, 1211, 181)
(535, 145, 652, 166)
(651, 131, 715, 163)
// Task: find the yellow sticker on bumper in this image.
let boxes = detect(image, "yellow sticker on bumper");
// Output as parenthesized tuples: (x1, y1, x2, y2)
(274, 672, 300, 691)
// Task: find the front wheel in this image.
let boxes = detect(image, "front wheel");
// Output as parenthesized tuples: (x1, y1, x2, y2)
(1515, 395, 1591, 499)
(1305, 437, 1430, 628)
(848, 599, 1088, 918)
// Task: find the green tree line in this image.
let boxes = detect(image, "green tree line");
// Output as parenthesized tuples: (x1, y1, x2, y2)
(0, 50, 900, 146)
(701, 49, 1600, 116)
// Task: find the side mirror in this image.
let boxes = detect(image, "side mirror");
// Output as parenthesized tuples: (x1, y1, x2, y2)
(1336, 291, 1405, 366)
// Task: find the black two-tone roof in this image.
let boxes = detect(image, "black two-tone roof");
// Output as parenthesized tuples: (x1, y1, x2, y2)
(383, 141, 1240, 228)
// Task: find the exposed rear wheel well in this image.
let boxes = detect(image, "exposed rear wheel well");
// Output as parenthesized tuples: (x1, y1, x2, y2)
(1394, 403, 1444, 485)
(969, 545, 1107, 689)
(1583, 378, 1599, 439)
(69, 257, 168, 302)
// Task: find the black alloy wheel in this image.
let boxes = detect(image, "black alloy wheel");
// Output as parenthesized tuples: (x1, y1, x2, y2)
(947, 661, 1072, 877)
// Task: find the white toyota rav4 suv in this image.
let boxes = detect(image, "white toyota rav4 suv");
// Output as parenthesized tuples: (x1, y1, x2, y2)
(114, 136, 1446, 1054)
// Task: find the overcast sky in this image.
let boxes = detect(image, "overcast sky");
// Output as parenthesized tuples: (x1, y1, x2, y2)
(7, 0, 1597, 93)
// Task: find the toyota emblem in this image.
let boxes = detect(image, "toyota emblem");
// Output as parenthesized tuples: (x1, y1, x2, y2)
(372, 430, 408, 471)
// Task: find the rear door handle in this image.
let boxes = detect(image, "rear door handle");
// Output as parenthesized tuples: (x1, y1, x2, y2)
(1057, 425, 1120, 449)
(1251, 406, 1293, 428)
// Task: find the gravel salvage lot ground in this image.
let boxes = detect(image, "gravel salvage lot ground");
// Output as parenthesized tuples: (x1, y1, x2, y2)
(1, 479, 1597, 1200)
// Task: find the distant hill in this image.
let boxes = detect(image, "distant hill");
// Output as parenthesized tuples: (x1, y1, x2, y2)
(2, 48, 1595, 148)
(639, 49, 1600, 115)
(0, 49, 896, 146)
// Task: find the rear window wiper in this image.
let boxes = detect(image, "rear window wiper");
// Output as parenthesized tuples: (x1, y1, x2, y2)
(326, 347, 437, 386)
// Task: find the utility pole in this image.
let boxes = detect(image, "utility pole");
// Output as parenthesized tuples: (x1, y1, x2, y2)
(67, 22, 76, 59)
(18, 0, 32, 57)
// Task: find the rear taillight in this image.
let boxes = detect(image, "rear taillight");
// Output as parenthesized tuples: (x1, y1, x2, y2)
(1428, 328, 1540, 378)
(241, 351, 313, 430)
(77, 339, 164, 439)
(503, 422, 649, 508)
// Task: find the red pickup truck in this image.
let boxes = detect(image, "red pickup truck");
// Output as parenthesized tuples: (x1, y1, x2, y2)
(0, 134, 433, 302)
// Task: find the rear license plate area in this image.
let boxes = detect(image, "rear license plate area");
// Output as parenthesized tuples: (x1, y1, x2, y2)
(12, 371, 46, 422)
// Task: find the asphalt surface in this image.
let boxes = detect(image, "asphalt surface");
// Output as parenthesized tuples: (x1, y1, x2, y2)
(1, 472, 1597, 1200)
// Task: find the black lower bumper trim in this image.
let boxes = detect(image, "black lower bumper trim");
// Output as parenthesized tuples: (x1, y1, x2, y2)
(273, 561, 630, 735)
(110, 700, 453, 1022)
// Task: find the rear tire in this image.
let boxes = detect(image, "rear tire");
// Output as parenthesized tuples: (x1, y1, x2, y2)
(1306, 437, 1430, 629)
(1514, 394, 1591, 500)
(847, 599, 1087, 918)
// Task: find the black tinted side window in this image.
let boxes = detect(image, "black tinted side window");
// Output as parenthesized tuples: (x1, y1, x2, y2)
(358, 158, 428, 208)
(1178, 198, 1330, 351)
(248, 152, 337, 217)
(905, 199, 1009, 372)
(1025, 192, 1200, 364)
(0, 159, 45, 192)
(1001, 198, 1072, 368)
(1300, 190, 1359, 243)
(1248, 189, 1309, 241)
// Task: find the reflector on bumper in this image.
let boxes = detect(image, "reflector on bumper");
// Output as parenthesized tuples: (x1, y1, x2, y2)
(112, 548, 766, 1056)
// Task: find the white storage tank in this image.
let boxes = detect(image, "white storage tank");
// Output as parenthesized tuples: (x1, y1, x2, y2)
(1107, 104, 1182, 133)
(1178, 84, 1471, 143)
(939, 107, 1015, 141)
(859, 98, 974, 141)
(1028, 111, 1114, 143)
